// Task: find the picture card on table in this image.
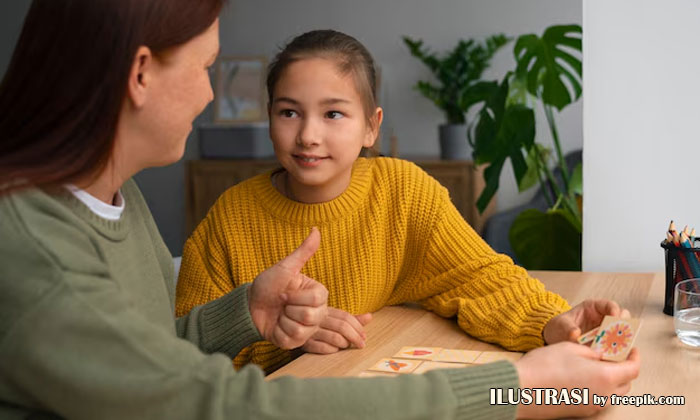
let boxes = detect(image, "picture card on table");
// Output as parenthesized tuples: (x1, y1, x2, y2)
(473, 351, 523, 364)
(433, 349, 481, 364)
(412, 361, 470, 374)
(393, 346, 442, 360)
(368, 358, 421, 374)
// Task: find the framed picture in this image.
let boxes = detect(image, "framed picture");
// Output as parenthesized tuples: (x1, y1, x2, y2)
(213, 56, 267, 124)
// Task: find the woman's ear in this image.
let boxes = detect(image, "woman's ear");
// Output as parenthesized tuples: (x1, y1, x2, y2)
(363, 106, 384, 148)
(126, 46, 154, 108)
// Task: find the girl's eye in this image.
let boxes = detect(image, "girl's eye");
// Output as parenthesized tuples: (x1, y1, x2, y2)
(326, 111, 343, 119)
(280, 109, 298, 118)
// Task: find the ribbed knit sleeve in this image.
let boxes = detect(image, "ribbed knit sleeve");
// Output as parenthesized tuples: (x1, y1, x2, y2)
(176, 284, 263, 358)
(387, 182, 570, 351)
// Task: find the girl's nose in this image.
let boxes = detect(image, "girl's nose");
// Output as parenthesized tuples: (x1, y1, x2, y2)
(297, 117, 321, 148)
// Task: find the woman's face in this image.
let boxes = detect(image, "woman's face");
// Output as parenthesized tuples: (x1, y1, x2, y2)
(130, 19, 220, 168)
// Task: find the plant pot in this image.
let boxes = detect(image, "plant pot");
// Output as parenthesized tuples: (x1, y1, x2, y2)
(439, 123, 471, 160)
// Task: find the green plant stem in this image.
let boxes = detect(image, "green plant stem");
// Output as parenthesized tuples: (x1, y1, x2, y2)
(543, 104, 570, 191)
(533, 147, 554, 208)
(539, 157, 581, 226)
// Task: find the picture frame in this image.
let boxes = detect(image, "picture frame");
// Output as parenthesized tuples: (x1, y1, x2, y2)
(213, 56, 267, 124)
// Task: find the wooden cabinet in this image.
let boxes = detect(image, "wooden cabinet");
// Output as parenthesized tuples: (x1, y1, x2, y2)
(185, 159, 495, 237)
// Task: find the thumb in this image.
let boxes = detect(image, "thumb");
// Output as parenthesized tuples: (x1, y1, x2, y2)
(355, 313, 373, 326)
(568, 326, 582, 342)
(280, 227, 320, 273)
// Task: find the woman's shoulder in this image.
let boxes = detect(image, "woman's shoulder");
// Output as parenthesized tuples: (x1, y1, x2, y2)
(0, 187, 107, 278)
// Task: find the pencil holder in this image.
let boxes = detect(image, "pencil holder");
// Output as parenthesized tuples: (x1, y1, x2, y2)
(661, 241, 700, 315)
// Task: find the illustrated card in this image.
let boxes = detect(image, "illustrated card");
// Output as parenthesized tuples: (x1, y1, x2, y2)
(578, 327, 600, 345)
(589, 316, 641, 362)
(473, 351, 523, 364)
(357, 371, 398, 378)
(368, 358, 421, 374)
(393, 346, 442, 360)
(433, 349, 481, 364)
(412, 361, 470, 374)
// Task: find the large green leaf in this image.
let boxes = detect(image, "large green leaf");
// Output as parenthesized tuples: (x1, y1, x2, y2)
(514, 24, 582, 110)
(471, 77, 535, 212)
(509, 208, 582, 270)
(517, 144, 551, 192)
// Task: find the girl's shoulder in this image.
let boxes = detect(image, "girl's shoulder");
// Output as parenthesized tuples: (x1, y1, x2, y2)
(364, 157, 443, 189)
(210, 170, 278, 209)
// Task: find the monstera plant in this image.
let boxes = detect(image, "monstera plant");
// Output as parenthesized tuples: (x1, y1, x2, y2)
(470, 24, 583, 270)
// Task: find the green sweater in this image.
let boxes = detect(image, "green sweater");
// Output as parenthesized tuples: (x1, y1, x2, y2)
(0, 179, 519, 420)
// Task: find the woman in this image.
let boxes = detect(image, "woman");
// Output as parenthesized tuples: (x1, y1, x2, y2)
(0, 1, 640, 419)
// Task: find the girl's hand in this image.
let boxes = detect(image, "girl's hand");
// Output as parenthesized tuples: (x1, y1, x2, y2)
(543, 299, 631, 344)
(248, 228, 329, 349)
(516, 341, 641, 418)
(301, 308, 372, 354)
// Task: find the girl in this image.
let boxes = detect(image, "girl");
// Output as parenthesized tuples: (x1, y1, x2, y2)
(176, 28, 627, 374)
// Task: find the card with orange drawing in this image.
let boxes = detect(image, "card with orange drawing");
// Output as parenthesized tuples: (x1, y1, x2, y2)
(367, 358, 421, 374)
(589, 316, 641, 362)
(393, 346, 443, 360)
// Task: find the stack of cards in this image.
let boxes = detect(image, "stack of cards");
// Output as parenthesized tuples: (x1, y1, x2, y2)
(357, 346, 523, 376)
(577, 315, 641, 362)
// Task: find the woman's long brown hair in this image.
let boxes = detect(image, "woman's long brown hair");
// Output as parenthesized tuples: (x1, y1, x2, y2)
(0, 0, 224, 195)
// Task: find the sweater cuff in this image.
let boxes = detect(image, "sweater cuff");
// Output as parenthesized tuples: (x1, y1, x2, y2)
(519, 293, 571, 348)
(442, 360, 519, 420)
(198, 283, 263, 357)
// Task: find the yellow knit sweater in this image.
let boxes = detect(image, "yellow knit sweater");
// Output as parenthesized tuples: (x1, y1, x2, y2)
(176, 157, 570, 372)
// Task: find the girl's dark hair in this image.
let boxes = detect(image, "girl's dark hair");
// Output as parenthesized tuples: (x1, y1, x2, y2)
(266, 29, 379, 128)
(0, 0, 225, 194)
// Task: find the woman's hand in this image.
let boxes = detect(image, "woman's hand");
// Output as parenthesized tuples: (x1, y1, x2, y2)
(248, 228, 329, 349)
(302, 308, 373, 354)
(543, 299, 631, 344)
(516, 341, 641, 418)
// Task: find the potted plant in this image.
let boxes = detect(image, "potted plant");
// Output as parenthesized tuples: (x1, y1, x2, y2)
(403, 34, 510, 159)
(470, 24, 583, 270)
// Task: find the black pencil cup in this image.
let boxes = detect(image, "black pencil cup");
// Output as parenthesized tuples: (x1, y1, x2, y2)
(661, 241, 700, 315)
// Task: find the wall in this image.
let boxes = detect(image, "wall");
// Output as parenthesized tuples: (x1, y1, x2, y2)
(1, 0, 582, 255)
(0, 1, 30, 76)
(583, 0, 700, 271)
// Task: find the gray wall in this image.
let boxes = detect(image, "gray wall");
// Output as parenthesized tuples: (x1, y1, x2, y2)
(0, 1, 30, 77)
(1, 1, 582, 256)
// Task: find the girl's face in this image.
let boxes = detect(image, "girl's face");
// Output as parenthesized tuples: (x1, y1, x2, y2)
(269, 57, 382, 203)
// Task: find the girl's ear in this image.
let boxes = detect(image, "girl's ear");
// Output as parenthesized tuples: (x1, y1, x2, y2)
(363, 106, 384, 148)
(127, 46, 154, 108)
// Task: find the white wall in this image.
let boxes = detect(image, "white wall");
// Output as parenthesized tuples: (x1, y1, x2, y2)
(218, 0, 582, 211)
(583, 0, 700, 272)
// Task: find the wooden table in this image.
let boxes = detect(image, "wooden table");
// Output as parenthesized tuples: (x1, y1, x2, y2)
(269, 271, 697, 419)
